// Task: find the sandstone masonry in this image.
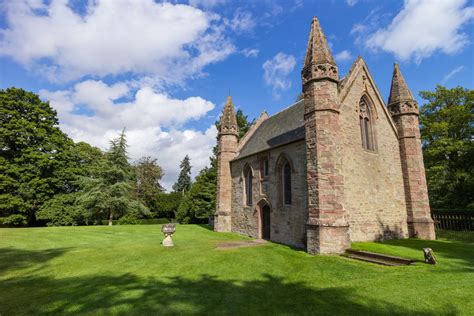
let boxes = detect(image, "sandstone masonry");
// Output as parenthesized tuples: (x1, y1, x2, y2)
(214, 17, 435, 254)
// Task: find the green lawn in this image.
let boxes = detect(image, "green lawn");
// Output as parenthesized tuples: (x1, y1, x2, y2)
(0, 225, 472, 315)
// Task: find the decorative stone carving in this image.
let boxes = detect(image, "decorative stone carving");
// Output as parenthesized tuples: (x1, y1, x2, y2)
(302, 62, 338, 84)
(219, 95, 238, 137)
(161, 224, 176, 247)
(388, 100, 419, 116)
(220, 124, 238, 135)
(359, 98, 369, 118)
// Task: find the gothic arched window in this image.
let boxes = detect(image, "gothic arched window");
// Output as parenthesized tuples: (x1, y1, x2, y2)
(283, 161, 292, 205)
(359, 96, 375, 151)
(244, 165, 253, 206)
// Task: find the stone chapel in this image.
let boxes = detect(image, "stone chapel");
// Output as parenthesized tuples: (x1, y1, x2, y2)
(214, 17, 436, 254)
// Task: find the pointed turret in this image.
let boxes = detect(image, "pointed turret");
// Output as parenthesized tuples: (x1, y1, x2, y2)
(387, 63, 419, 117)
(388, 63, 416, 113)
(387, 63, 435, 240)
(219, 95, 238, 136)
(302, 17, 338, 84)
(215, 95, 238, 233)
(301, 18, 349, 254)
(304, 17, 336, 66)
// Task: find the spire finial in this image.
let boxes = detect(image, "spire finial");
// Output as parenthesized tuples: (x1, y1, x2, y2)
(388, 63, 418, 116)
(304, 16, 336, 67)
(220, 95, 238, 136)
(388, 63, 415, 106)
(302, 17, 338, 84)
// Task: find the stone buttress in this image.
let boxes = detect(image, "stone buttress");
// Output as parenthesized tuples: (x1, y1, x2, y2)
(387, 64, 436, 239)
(214, 96, 238, 232)
(302, 17, 350, 254)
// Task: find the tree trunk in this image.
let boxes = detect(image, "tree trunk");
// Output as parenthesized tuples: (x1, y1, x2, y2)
(108, 212, 113, 226)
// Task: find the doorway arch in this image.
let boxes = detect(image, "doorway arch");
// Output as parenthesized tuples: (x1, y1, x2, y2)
(261, 205, 271, 240)
(257, 199, 271, 240)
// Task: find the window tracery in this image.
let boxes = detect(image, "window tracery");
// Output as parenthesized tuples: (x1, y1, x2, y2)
(359, 96, 375, 151)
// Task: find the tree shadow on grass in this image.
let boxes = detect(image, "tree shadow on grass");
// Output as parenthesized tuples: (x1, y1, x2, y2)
(0, 247, 70, 275)
(0, 272, 457, 315)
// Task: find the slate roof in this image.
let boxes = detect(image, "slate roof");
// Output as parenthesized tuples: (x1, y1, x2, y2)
(235, 100, 305, 159)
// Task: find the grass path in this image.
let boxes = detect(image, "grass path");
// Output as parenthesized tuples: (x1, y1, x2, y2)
(0, 225, 472, 315)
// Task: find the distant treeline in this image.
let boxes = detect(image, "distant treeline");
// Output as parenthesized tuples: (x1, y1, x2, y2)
(0, 85, 472, 227)
(0, 88, 253, 227)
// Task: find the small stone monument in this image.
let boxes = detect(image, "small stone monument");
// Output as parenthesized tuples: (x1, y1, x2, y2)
(423, 248, 437, 264)
(161, 224, 176, 247)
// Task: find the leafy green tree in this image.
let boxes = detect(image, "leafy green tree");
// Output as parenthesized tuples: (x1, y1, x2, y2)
(172, 155, 192, 194)
(36, 193, 89, 226)
(153, 192, 183, 219)
(0, 88, 75, 226)
(419, 85, 474, 210)
(36, 142, 105, 226)
(77, 130, 149, 225)
(134, 156, 164, 209)
(70, 142, 105, 177)
(176, 166, 217, 223)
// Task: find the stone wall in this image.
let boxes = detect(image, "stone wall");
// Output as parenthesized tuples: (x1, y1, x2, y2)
(303, 73, 350, 254)
(338, 67, 409, 241)
(230, 140, 308, 249)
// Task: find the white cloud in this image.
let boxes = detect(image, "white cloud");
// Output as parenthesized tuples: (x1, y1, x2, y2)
(334, 50, 353, 62)
(442, 65, 465, 84)
(364, 0, 474, 63)
(346, 0, 358, 6)
(0, 0, 235, 83)
(40, 80, 217, 190)
(242, 48, 259, 58)
(262, 53, 296, 99)
(225, 10, 256, 34)
(351, 23, 367, 35)
(126, 126, 217, 190)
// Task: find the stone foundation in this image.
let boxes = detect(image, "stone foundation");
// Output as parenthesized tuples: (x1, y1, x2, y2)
(307, 221, 350, 254)
(215, 213, 232, 232)
(409, 219, 436, 240)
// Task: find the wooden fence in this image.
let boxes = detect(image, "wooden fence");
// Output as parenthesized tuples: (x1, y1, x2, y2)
(432, 210, 474, 231)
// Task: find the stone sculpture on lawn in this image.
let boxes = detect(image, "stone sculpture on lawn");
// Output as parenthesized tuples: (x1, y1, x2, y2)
(161, 224, 176, 247)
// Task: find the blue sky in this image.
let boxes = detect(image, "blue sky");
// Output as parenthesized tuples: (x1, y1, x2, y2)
(1, 0, 473, 189)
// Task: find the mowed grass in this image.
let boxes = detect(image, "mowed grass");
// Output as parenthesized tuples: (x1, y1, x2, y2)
(0, 225, 473, 315)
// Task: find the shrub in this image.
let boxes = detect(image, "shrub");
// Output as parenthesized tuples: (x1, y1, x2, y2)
(153, 192, 183, 218)
(36, 193, 90, 226)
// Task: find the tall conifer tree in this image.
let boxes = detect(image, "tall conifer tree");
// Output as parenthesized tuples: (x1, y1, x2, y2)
(134, 156, 164, 209)
(77, 130, 149, 225)
(173, 155, 192, 194)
